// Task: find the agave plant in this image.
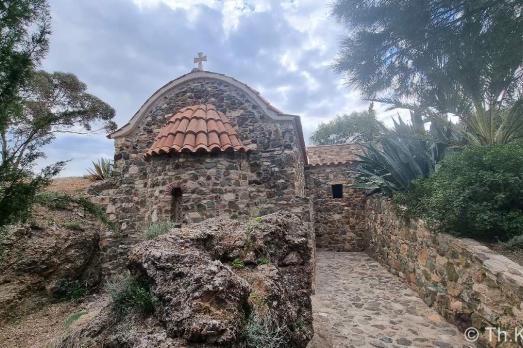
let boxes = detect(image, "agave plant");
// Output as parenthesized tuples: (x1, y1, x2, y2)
(352, 114, 458, 196)
(464, 99, 523, 145)
(86, 158, 113, 181)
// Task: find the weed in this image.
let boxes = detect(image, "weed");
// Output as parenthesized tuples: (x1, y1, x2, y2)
(256, 257, 270, 266)
(254, 216, 263, 223)
(244, 313, 286, 348)
(54, 279, 88, 301)
(63, 221, 84, 231)
(106, 275, 156, 315)
(231, 258, 245, 269)
(144, 220, 176, 240)
(63, 310, 88, 328)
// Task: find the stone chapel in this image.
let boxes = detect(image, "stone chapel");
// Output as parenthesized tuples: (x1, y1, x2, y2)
(95, 64, 367, 272)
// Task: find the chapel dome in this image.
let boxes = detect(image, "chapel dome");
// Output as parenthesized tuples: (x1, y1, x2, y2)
(145, 104, 249, 157)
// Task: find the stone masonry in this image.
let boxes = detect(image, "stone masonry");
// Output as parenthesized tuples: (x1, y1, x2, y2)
(91, 71, 309, 274)
(365, 197, 523, 348)
(305, 144, 367, 251)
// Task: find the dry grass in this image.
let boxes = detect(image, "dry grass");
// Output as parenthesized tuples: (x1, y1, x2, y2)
(46, 177, 92, 194)
(0, 301, 78, 348)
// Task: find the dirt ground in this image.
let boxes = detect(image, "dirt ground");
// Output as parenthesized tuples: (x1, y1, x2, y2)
(47, 177, 93, 194)
(0, 301, 79, 348)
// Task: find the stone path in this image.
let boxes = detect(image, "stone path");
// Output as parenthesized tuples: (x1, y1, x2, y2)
(309, 252, 475, 348)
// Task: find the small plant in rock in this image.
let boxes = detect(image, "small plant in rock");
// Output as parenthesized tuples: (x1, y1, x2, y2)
(244, 313, 286, 348)
(256, 257, 270, 266)
(63, 221, 84, 231)
(106, 274, 156, 315)
(54, 279, 88, 301)
(231, 258, 245, 269)
(144, 220, 176, 240)
(86, 158, 113, 181)
(63, 310, 88, 328)
(254, 216, 263, 223)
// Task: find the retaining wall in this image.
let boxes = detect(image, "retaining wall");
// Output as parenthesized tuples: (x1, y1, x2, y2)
(366, 197, 523, 347)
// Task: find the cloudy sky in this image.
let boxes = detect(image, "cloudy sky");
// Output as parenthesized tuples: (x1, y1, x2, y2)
(41, 0, 393, 176)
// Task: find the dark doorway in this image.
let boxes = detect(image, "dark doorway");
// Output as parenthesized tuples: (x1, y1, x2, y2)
(331, 184, 343, 198)
(171, 187, 183, 222)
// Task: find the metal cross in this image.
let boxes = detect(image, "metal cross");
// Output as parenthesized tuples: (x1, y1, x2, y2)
(193, 52, 207, 70)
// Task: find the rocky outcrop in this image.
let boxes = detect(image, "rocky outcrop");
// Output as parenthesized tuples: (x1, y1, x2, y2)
(59, 212, 315, 347)
(0, 205, 103, 323)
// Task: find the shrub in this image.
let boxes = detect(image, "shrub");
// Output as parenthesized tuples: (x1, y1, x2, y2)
(54, 279, 88, 301)
(107, 275, 156, 315)
(244, 313, 286, 348)
(395, 145, 523, 242)
(86, 158, 113, 181)
(144, 220, 176, 240)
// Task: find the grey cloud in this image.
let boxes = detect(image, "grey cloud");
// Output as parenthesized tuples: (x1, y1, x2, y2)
(41, 0, 364, 176)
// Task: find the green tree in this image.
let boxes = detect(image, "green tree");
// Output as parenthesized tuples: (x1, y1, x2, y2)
(310, 106, 383, 145)
(0, 0, 115, 227)
(333, 0, 523, 144)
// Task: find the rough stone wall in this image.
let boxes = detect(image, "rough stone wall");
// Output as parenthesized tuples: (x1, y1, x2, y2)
(305, 163, 367, 251)
(95, 77, 307, 274)
(366, 197, 523, 347)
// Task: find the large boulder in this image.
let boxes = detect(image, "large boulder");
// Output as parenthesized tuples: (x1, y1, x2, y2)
(59, 211, 315, 347)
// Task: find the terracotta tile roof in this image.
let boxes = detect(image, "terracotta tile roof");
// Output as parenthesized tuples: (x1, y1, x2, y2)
(306, 144, 363, 167)
(145, 104, 249, 157)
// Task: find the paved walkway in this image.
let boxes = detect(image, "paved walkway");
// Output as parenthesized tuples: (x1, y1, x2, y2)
(309, 252, 474, 348)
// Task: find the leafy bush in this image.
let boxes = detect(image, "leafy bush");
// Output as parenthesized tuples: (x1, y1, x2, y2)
(107, 275, 156, 315)
(144, 220, 176, 240)
(54, 279, 88, 301)
(395, 145, 523, 242)
(244, 313, 286, 348)
(86, 158, 113, 181)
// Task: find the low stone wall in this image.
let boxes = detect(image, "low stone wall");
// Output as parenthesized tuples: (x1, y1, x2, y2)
(366, 197, 523, 347)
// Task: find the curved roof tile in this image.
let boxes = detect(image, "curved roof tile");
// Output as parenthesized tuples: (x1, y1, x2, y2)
(145, 104, 249, 157)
